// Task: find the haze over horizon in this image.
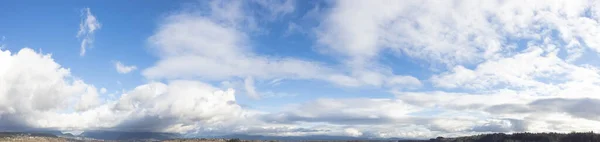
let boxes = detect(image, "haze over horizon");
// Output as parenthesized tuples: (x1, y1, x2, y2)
(2, 0, 600, 139)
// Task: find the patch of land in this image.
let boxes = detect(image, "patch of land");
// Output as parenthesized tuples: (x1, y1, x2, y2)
(2, 132, 600, 142)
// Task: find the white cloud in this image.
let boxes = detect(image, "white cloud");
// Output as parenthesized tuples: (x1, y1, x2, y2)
(9, 0, 600, 139)
(0, 48, 102, 129)
(260, 91, 296, 98)
(142, 12, 329, 81)
(142, 2, 421, 90)
(317, 0, 600, 68)
(244, 76, 259, 99)
(344, 128, 363, 137)
(77, 8, 101, 56)
(392, 89, 600, 134)
(262, 90, 600, 138)
(111, 80, 257, 133)
(253, 0, 295, 20)
(283, 22, 304, 36)
(260, 95, 536, 138)
(304, 1, 600, 136)
(0, 48, 263, 134)
(114, 61, 137, 74)
(0, 47, 344, 136)
(0, 47, 420, 136)
(266, 98, 422, 125)
(4, 46, 600, 138)
(430, 46, 570, 90)
(220, 78, 296, 99)
(267, 78, 284, 86)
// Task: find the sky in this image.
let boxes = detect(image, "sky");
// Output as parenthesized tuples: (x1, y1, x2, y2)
(2, 0, 600, 139)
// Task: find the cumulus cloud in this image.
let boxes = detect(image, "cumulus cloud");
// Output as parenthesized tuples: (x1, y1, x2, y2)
(0, 48, 260, 134)
(0, 48, 259, 134)
(0, 48, 102, 130)
(110, 80, 255, 133)
(77, 8, 101, 56)
(114, 61, 137, 74)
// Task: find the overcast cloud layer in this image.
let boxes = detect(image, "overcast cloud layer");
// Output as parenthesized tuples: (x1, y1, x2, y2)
(2, 0, 600, 139)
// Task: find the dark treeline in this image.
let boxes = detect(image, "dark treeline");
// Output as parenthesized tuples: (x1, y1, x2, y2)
(422, 132, 600, 142)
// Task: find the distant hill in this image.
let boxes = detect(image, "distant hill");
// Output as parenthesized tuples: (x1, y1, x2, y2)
(426, 132, 600, 142)
(214, 134, 402, 141)
(80, 130, 180, 141)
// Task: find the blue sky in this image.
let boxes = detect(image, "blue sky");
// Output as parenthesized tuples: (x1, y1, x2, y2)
(0, 0, 171, 90)
(2, 0, 600, 139)
(0, 0, 424, 108)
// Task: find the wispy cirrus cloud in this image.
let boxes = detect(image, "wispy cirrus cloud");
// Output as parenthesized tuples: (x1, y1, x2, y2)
(0, 36, 6, 49)
(77, 8, 101, 56)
